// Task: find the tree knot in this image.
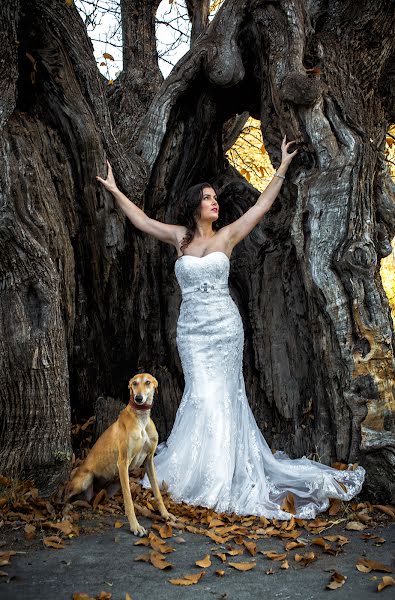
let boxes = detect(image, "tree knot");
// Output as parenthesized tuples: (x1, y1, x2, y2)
(280, 72, 322, 106)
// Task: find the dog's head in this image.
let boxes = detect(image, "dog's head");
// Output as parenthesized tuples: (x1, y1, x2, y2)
(128, 373, 158, 410)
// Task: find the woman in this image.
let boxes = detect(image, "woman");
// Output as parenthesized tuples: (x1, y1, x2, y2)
(96, 136, 364, 519)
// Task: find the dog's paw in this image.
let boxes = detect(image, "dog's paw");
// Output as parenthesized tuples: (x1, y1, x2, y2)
(162, 511, 177, 523)
(130, 523, 148, 537)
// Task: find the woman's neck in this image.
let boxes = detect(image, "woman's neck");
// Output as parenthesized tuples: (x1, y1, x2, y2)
(195, 222, 215, 238)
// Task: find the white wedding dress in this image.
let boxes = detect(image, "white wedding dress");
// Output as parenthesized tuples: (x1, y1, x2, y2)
(145, 251, 365, 519)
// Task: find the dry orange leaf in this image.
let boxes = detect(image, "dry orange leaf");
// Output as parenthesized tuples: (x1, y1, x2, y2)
(114, 521, 123, 529)
(125, 594, 133, 600)
(134, 553, 151, 563)
(281, 560, 289, 570)
(103, 53, 114, 61)
(284, 540, 306, 551)
(47, 521, 79, 536)
(95, 593, 112, 600)
(323, 535, 349, 546)
(168, 572, 205, 586)
(226, 547, 244, 556)
(134, 537, 150, 546)
(150, 552, 173, 570)
(261, 551, 287, 561)
(328, 499, 342, 516)
(346, 521, 366, 531)
(378, 576, 395, 592)
(356, 557, 392, 573)
(311, 537, 333, 552)
(216, 569, 225, 577)
(356, 564, 372, 573)
(24, 523, 36, 540)
(213, 553, 227, 563)
(281, 493, 296, 515)
(373, 505, 395, 519)
(228, 562, 256, 571)
(72, 594, 94, 600)
(43, 535, 65, 549)
(0, 552, 16, 566)
(159, 524, 172, 539)
(209, 518, 225, 528)
(196, 554, 211, 568)
(243, 540, 257, 556)
(294, 552, 316, 566)
(326, 571, 347, 590)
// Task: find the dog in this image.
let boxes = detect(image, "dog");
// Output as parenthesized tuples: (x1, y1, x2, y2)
(65, 373, 174, 536)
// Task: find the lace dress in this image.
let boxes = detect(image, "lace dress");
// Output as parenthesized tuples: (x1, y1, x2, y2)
(145, 251, 365, 519)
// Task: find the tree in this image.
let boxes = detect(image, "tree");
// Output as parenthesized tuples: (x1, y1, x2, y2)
(0, 0, 394, 501)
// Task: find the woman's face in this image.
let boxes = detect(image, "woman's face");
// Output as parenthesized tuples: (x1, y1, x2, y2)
(198, 187, 219, 223)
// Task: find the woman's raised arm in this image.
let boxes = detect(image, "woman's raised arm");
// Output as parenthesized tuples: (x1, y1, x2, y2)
(220, 136, 298, 250)
(96, 161, 184, 247)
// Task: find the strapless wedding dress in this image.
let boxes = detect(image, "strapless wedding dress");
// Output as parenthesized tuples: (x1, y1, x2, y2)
(146, 251, 365, 519)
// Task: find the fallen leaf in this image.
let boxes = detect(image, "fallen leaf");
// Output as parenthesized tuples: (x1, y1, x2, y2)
(261, 551, 287, 561)
(150, 552, 173, 570)
(24, 523, 36, 540)
(168, 572, 205, 586)
(281, 493, 296, 515)
(72, 594, 95, 600)
(378, 576, 395, 592)
(0, 571, 9, 577)
(356, 557, 392, 573)
(43, 535, 65, 549)
(134, 537, 150, 546)
(134, 554, 151, 563)
(103, 53, 114, 61)
(326, 571, 347, 590)
(213, 553, 227, 563)
(95, 593, 112, 600)
(159, 524, 172, 539)
(284, 540, 306, 551)
(281, 560, 289, 570)
(243, 540, 257, 556)
(208, 518, 225, 528)
(228, 562, 256, 571)
(195, 554, 211, 568)
(125, 594, 133, 600)
(114, 521, 123, 529)
(215, 569, 225, 577)
(323, 535, 349, 546)
(328, 499, 342, 516)
(311, 537, 333, 552)
(356, 564, 372, 573)
(294, 552, 316, 566)
(346, 521, 366, 531)
(0, 551, 17, 566)
(226, 547, 244, 556)
(373, 505, 395, 519)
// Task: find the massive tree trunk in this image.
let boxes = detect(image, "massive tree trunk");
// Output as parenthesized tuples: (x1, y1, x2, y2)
(0, 0, 394, 501)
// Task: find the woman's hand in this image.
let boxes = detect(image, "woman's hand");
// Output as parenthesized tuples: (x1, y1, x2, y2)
(96, 160, 119, 194)
(280, 135, 298, 166)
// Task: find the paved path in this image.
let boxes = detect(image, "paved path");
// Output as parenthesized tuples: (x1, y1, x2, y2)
(1, 518, 394, 600)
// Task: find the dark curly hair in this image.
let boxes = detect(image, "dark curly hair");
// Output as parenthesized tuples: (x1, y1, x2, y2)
(177, 182, 219, 254)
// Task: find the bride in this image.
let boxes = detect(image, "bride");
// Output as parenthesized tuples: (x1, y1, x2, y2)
(96, 137, 365, 519)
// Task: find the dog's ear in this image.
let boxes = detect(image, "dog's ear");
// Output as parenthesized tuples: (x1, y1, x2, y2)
(151, 376, 158, 391)
(128, 378, 135, 391)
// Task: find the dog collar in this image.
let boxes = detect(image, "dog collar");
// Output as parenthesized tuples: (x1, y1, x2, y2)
(129, 398, 152, 411)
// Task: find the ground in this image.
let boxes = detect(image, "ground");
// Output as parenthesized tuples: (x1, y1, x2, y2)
(0, 478, 394, 600)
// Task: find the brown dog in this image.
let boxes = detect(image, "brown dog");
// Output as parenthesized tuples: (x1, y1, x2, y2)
(65, 373, 174, 536)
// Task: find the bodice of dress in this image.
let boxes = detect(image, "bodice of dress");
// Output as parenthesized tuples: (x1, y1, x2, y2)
(174, 251, 230, 293)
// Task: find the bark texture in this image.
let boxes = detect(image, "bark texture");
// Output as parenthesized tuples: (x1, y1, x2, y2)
(0, 0, 394, 501)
